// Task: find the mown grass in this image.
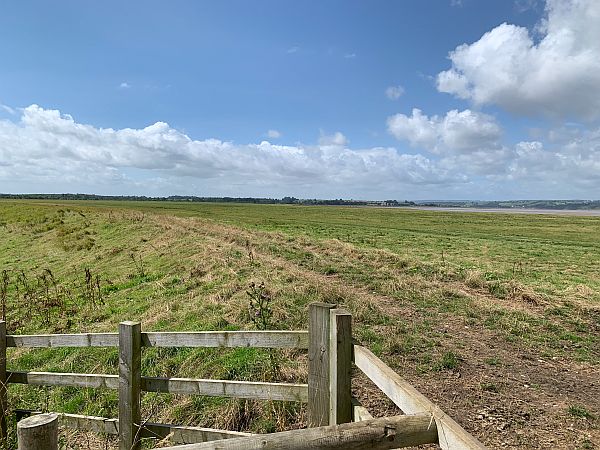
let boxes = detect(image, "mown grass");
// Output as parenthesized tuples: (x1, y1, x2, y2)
(0, 199, 598, 448)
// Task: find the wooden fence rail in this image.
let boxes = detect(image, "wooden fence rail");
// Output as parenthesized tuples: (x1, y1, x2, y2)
(21, 410, 253, 444)
(6, 330, 309, 349)
(7, 371, 308, 401)
(3, 304, 486, 449)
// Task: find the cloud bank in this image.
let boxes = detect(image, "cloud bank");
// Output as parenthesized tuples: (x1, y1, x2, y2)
(386, 105, 600, 193)
(0, 104, 598, 199)
(0, 105, 460, 198)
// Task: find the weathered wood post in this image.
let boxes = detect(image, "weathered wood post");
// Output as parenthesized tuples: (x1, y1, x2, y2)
(17, 413, 58, 450)
(329, 308, 352, 425)
(119, 321, 142, 450)
(308, 302, 335, 427)
(0, 320, 7, 444)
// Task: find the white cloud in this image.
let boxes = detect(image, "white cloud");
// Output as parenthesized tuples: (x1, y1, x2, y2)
(385, 85, 405, 100)
(437, 0, 600, 120)
(265, 129, 281, 139)
(387, 108, 512, 176)
(318, 131, 349, 147)
(286, 46, 299, 54)
(344, 53, 357, 59)
(119, 82, 131, 89)
(387, 109, 438, 150)
(387, 108, 502, 154)
(0, 105, 461, 198)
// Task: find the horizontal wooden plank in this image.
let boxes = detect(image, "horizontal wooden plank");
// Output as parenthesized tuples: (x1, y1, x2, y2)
(351, 398, 374, 422)
(353, 345, 487, 450)
(141, 331, 309, 349)
(58, 413, 118, 435)
(7, 371, 307, 402)
(5, 331, 309, 349)
(7, 371, 118, 389)
(158, 414, 438, 450)
(142, 377, 308, 402)
(21, 411, 252, 444)
(6, 333, 118, 348)
(141, 423, 253, 444)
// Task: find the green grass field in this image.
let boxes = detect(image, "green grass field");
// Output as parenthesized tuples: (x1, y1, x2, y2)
(0, 200, 598, 449)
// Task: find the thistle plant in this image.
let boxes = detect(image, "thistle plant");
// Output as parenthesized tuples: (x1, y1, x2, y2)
(247, 281, 272, 330)
(247, 281, 279, 378)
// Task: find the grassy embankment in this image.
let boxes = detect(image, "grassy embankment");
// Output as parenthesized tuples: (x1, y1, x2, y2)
(0, 200, 598, 449)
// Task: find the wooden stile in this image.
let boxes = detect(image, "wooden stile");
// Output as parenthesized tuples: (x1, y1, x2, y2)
(2, 305, 486, 449)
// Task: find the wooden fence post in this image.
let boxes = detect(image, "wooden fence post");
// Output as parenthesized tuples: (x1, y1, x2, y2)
(0, 321, 6, 445)
(17, 413, 58, 450)
(308, 302, 335, 427)
(329, 309, 352, 425)
(119, 321, 142, 450)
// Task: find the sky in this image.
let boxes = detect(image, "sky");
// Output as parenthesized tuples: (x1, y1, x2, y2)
(1, 0, 599, 200)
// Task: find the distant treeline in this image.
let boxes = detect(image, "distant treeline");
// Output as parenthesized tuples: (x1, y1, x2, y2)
(0, 193, 415, 207)
(2, 194, 598, 209)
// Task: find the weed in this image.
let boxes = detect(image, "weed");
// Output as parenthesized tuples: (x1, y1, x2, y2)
(568, 405, 596, 420)
(245, 239, 255, 264)
(83, 268, 104, 307)
(433, 351, 460, 371)
(579, 439, 595, 449)
(247, 282, 279, 379)
(322, 266, 337, 275)
(480, 382, 499, 393)
(130, 252, 146, 278)
(37, 269, 71, 326)
(488, 281, 508, 298)
(484, 357, 501, 366)
(247, 282, 273, 331)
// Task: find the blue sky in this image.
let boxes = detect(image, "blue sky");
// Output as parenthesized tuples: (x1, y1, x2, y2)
(1, 0, 599, 199)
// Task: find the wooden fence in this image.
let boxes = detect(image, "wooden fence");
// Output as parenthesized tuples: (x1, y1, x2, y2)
(1, 303, 487, 449)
